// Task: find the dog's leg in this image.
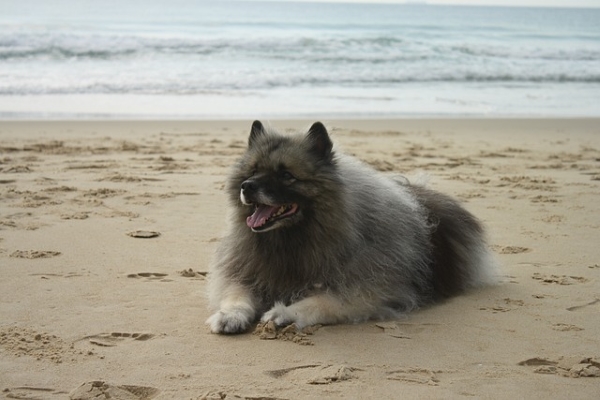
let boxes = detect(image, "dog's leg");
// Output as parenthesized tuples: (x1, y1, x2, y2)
(261, 293, 375, 329)
(206, 283, 258, 334)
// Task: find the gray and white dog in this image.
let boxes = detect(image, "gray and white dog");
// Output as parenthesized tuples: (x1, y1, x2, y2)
(206, 121, 496, 334)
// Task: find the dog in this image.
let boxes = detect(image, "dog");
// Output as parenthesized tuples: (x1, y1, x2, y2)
(206, 121, 496, 333)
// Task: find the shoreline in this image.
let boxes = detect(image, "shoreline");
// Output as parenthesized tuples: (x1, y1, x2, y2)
(1, 118, 599, 399)
(1, 116, 599, 132)
(1, 81, 598, 120)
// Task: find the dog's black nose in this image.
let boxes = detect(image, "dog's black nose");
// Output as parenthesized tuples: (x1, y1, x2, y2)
(241, 180, 257, 192)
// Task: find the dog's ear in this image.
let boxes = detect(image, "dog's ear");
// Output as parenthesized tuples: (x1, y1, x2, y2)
(248, 120, 265, 148)
(306, 122, 333, 161)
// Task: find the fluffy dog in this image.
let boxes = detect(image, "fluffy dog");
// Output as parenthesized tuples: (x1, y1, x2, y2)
(206, 121, 496, 334)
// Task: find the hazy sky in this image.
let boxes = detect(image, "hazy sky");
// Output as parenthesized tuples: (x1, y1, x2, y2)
(283, 0, 600, 7)
(417, 0, 599, 6)
(422, 0, 598, 6)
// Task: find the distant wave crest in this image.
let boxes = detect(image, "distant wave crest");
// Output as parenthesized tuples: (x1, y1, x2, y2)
(1, 7, 599, 96)
(1, 32, 599, 62)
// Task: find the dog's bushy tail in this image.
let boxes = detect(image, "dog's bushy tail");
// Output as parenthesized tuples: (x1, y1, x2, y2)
(409, 185, 498, 300)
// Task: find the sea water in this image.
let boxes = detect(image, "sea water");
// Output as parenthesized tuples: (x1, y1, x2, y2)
(0, 0, 599, 119)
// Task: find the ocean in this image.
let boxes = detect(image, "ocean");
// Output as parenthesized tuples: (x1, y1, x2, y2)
(1, 0, 599, 119)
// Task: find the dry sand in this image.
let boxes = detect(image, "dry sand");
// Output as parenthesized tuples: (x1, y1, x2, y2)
(1, 119, 599, 399)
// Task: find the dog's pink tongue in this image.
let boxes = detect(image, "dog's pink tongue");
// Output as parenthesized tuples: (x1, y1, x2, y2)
(247, 205, 278, 229)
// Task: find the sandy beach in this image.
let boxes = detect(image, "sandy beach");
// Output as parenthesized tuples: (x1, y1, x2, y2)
(1, 118, 599, 399)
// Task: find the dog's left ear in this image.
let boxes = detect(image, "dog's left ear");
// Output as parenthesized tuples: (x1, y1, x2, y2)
(306, 122, 333, 161)
(248, 120, 265, 148)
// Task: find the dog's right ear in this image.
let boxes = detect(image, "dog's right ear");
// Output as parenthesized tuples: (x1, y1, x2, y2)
(306, 121, 333, 161)
(248, 120, 265, 148)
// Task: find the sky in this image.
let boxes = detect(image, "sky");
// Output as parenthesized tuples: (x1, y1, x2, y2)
(279, 0, 600, 7)
(412, 0, 600, 6)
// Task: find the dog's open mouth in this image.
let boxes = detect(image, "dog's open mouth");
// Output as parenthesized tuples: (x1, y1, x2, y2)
(246, 203, 299, 231)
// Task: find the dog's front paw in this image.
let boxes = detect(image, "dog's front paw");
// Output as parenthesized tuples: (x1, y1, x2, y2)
(206, 309, 252, 334)
(261, 302, 299, 327)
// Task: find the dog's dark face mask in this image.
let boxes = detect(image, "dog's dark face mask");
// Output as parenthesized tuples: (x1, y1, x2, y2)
(235, 120, 334, 233)
(240, 172, 301, 232)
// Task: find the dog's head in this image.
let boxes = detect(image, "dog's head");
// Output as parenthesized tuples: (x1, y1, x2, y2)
(228, 121, 337, 233)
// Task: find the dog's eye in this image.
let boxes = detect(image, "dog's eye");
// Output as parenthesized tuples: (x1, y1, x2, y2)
(279, 170, 296, 181)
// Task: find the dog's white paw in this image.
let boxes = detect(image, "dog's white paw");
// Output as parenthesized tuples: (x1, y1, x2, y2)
(261, 302, 302, 328)
(206, 309, 252, 334)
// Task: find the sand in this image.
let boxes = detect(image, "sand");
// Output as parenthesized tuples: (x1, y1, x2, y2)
(1, 118, 599, 399)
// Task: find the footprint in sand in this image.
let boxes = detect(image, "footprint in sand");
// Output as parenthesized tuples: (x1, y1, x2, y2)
(29, 271, 84, 279)
(265, 364, 358, 385)
(127, 272, 171, 282)
(0, 326, 85, 363)
(532, 273, 589, 285)
(479, 305, 512, 313)
(540, 214, 565, 223)
(491, 245, 531, 255)
(61, 212, 90, 220)
(386, 367, 442, 386)
(99, 173, 163, 183)
(530, 195, 560, 204)
(566, 298, 600, 312)
(42, 185, 77, 191)
(552, 323, 584, 331)
(390, 322, 441, 336)
(1, 165, 33, 173)
(70, 381, 159, 400)
(518, 356, 600, 378)
(479, 297, 526, 313)
(497, 175, 557, 191)
(127, 230, 161, 239)
(2, 387, 67, 399)
(80, 332, 155, 347)
(375, 322, 412, 339)
(179, 268, 208, 279)
(10, 250, 61, 259)
(199, 391, 287, 400)
(82, 188, 126, 199)
(66, 162, 117, 171)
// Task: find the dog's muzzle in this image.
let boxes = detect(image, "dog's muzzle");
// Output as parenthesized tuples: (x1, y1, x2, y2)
(240, 179, 257, 205)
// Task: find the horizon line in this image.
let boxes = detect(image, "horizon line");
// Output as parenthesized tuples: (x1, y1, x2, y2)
(242, 0, 600, 9)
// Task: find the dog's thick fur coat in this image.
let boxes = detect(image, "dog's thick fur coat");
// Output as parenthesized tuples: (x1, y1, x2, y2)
(206, 121, 496, 333)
